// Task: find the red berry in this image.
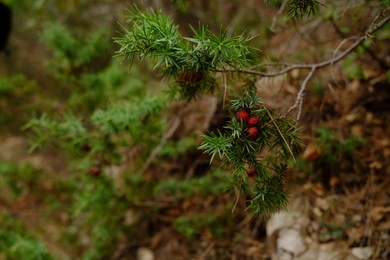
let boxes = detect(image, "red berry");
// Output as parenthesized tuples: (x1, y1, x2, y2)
(236, 109, 250, 122)
(247, 127, 259, 139)
(248, 116, 261, 127)
(247, 166, 257, 177)
(87, 167, 101, 176)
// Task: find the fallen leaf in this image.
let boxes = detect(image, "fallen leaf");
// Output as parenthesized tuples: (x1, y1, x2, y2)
(351, 125, 363, 137)
(369, 206, 390, 223)
(378, 220, 390, 230)
(346, 227, 365, 243)
(345, 113, 359, 123)
(369, 161, 383, 170)
(315, 197, 330, 211)
(302, 144, 321, 161)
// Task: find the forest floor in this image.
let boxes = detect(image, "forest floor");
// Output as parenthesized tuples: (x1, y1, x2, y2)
(1, 1, 389, 259)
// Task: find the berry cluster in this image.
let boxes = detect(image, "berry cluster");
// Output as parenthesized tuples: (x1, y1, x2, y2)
(236, 109, 261, 140)
(236, 109, 262, 177)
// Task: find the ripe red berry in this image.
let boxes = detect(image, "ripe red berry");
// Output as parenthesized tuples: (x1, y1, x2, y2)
(87, 167, 101, 176)
(236, 109, 250, 122)
(247, 127, 259, 139)
(247, 166, 257, 177)
(248, 116, 261, 127)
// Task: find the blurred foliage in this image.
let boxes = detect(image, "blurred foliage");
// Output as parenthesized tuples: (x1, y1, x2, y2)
(69, 175, 129, 259)
(42, 23, 110, 77)
(0, 0, 388, 259)
(0, 213, 53, 260)
(0, 74, 47, 132)
(0, 161, 44, 199)
(296, 127, 365, 183)
(154, 169, 229, 199)
(173, 214, 224, 239)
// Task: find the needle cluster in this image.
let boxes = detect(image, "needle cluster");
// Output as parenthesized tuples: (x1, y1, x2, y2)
(115, 7, 255, 100)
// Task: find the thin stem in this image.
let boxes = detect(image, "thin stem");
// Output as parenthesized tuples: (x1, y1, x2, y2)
(223, 71, 228, 109)
(269, 0, 288, 32)
(266, 108, 296, 162)
(296, 66, 316, 120)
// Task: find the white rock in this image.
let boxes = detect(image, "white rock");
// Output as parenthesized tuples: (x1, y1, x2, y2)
(351, 247, 373, 260)
(267, 211, 308, 237)
(277, 228, 306, 256)
(137, 247, 154, 260)
(267, 211, 289, 236)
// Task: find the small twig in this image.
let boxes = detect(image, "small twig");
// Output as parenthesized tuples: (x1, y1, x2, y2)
(231, 187, 240, 214)
(223, 71, 228, 109)
(138, 117, 181, 174)
(198, 242, 215, 260)
(266, 108, 296, 162)
(217, 7, 390, 78)
(269, 0, 288, 33)
(329, 36, 358, 87)
(247, 61, 294, 71)
(286, 66, 316, 120)
(219, 8, 390, 119)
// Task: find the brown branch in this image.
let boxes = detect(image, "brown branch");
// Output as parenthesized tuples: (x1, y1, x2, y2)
(138, 117, 181, 174)
(269, 0, 288, 33)
(218, 7, 390, 120)
(286, 66, 316, 120)
(217, 7, 390, 78)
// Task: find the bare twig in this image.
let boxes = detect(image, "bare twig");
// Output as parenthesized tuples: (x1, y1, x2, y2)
(138, 117, 181, 174)
(217, 7, 390, 78)
(329, 36, 358, 87)
(217, 7, 390, 119)
(198, 242, 215, 260)
(231, 187, 240, 213)
(286, 66, 316, 120)
(269, 0, 288, 33)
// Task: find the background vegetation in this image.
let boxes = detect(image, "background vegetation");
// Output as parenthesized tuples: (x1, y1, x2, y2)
(0, 0, 389, 259)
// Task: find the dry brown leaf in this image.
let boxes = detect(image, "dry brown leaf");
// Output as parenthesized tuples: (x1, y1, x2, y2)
(302, 143, 321, 161)
(330, 177, 340, 188)
(368, 206, 390, 223)
(312, 182, 326, 196)
(378, 220, 390, 230)
(365, 112, 374, 123)
(346, 227, 366, 244)
(315, 197, 330, 211)
(369, 161, 383, 170)
(345, 112, 359, 123)
(351, 125, 363, 137)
